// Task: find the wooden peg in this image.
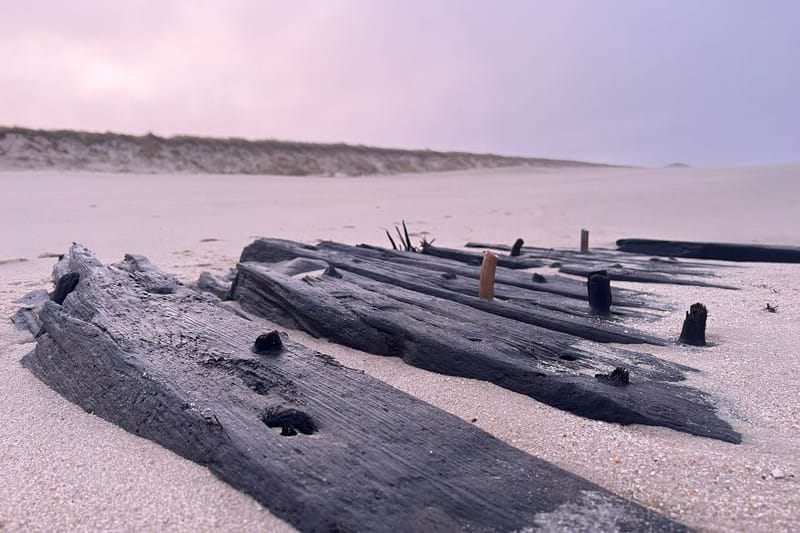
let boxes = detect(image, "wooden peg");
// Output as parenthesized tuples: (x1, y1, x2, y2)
(479, 251, 498, 300)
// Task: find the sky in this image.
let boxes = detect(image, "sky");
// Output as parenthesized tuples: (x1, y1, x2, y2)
(1, 0, 798, 166)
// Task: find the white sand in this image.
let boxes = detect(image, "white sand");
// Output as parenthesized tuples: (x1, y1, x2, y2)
(1, 164, 799, 531)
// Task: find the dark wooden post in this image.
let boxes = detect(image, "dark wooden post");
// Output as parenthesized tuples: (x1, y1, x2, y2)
(479, 251, 498, 300)
(580, 229, 589, 253)
(510, 238, 525, 257)
(587, 270, 612, 315)
(679, 303, 707, 346)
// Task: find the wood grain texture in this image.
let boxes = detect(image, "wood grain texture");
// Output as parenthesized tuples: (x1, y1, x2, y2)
(21, 244, 690, 532)
(233, 239, 741, 443)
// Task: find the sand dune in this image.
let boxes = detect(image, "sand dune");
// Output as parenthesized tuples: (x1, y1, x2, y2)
(0, 127, 610, 177)
(1, 164, 799, 531)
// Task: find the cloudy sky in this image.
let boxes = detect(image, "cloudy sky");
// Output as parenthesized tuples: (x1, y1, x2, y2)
(1, 0, 798, 166)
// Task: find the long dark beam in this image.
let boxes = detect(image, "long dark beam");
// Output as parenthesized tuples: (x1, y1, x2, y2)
(617, 238, 800, 263)
(233, 261, 741, 444)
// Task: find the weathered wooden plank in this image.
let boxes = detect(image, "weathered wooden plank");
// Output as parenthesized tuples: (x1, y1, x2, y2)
(240, 239, 666, 340)
(558, 265, 738, 290)
(326, 241, 663, 308)
(421, 242, 546, 269)
(233, 260, 741, 444)
(21, 245, 689, 532)
(617, 238, 800, 263)
(456, 242, 732, 288)
(465, 241, 739, 270)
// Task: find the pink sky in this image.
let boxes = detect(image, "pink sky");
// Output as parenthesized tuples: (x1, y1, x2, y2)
(2, 1, 798, 165)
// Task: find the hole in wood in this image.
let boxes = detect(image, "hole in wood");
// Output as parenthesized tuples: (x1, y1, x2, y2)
(51, 272, 80, 304)
(261, 407, 317, 437)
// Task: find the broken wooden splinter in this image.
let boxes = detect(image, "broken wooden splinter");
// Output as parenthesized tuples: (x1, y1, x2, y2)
(479, 251, 498, 300)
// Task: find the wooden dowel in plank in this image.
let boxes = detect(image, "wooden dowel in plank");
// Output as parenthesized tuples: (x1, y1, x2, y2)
(479, 251, 498, 300)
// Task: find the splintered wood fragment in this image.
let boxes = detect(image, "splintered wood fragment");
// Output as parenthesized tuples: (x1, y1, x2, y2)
(679, 303, 708, 346)
(19, 245, 690, 532)
(580, 229, 589, 253)
(479, 251, 498, 300)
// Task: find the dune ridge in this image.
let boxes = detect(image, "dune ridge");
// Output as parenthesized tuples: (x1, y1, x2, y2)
(0, 126, 614, 177)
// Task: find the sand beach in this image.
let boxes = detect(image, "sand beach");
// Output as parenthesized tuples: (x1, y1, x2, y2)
(2, 164, 799, 531)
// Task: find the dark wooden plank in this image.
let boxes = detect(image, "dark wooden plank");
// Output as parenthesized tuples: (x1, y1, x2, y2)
(558, 265, 738, 290)
(465, 241, 740, 270)
(421, 242, 546, 269)
(617, 238, 800, 263)
(233, 260, 741, 444)
(321, 241, 664, 309)
(239, 239, 664, 343)
(331, 242, 664, 309)
(21, 245, 690, 532)
(445, 243, 732, 288)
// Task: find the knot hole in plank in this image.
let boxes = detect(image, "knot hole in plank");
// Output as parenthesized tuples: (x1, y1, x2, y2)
(262, 407, 317, 437)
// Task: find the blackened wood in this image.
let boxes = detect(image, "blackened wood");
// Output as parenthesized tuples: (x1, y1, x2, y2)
(596, 367, 630, 386)
(21, 245, 690, 532)
(559, 264, 737, 290)
(51, 272, 80, 304)
(239, 239, 664, 344)
(465, 241, 738, 273)
(617, 238, 800, 263)
(248, 238, 662, 310)
(332, 241, 661, 308)
(679, 303, 708, 346)
(233, 261, 741, 444)
(588, 270, 612, 315)
(421, 242, 546, 269)
(510, 238, 524, 257)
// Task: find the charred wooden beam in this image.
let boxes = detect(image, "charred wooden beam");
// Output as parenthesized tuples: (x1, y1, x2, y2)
(559, 264, 737, 290)
(20, 245, 690, 532)
(232, 260, 741, 444)
(617, 238, 800, 263)
(239, 239, 664, 343)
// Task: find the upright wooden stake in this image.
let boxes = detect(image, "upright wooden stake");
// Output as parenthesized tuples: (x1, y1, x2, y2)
(510, 238, 525, 257)
(479, 251, 498, 300)
(587, 270, 612, 315)
(679, 303, 708, 346)
(580, 229, 589, 253)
